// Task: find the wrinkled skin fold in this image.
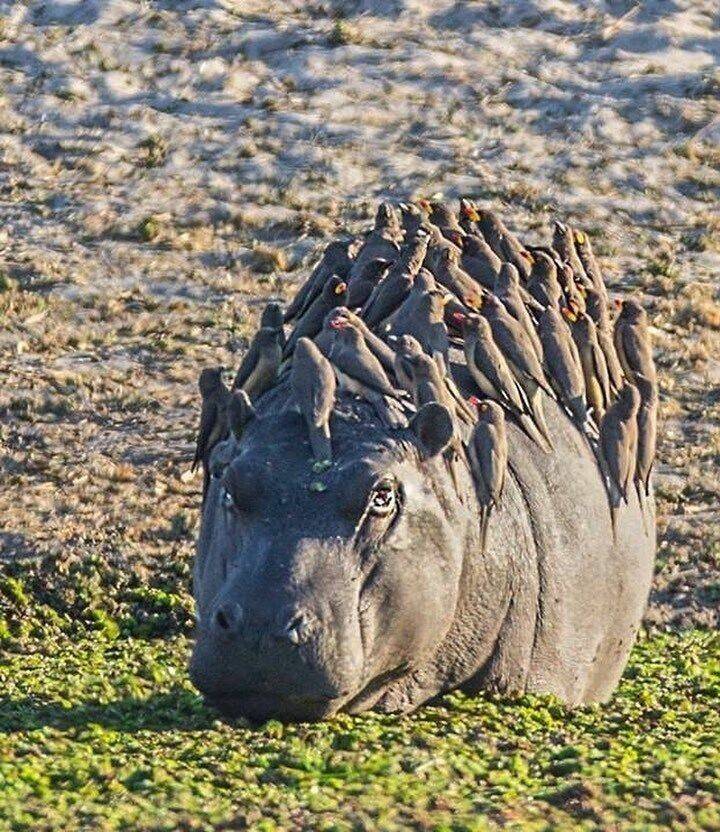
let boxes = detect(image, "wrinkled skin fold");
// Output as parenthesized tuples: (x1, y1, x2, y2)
(191, 371, 655, 722)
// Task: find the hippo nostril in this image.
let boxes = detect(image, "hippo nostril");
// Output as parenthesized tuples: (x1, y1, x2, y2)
(275, 611, 315, 647)
(213, 602, 243, 636)
(286, 623, 302, 646)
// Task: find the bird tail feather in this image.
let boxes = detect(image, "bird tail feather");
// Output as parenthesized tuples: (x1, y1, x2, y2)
(309, 422, 332, 462)
(635, 480, 650, 537)
(528, 389, 554, 451)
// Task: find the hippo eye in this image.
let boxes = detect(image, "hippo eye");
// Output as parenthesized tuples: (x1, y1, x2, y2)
(221, 488, 235, 510)
(369, 481, 396, 517)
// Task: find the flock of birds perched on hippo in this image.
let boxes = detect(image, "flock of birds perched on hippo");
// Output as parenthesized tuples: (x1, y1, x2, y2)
(193, 198, 658, 541)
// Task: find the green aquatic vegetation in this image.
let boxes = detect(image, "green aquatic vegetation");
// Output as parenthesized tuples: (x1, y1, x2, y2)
(0, 631, 717, 831)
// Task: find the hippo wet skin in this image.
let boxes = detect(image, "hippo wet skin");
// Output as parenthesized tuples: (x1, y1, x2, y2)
(190, 203, 656, 723)
(190, 383, 655, 723)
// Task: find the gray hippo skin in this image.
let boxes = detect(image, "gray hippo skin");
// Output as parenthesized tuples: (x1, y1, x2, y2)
(190, 362, 655, 722)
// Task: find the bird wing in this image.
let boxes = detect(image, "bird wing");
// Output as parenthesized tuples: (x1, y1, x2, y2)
(636, 403, 657, 491)
(434, 351, 473, 422)
(351, 234, 399, 277)
(346, 278, 373, 309)
(193, 399, 218, 470)
(480, 428, 506, 507)
(241, 344, 280, 400)
(365, 276, 409, 328)
(601, 419, 630, 494)
(283, 268, 319, 322)
(334, 344, 396, 396)
(359, 277, 383, 321)
(500, 318, 550, 391)
(232, 338, 259, 389)
(543, 329, 584, 400)
(613, 321, 633, 379)
(507, 295, 543, 357)
(471, 423, 503, 507)
(624, 421, 639, 495)
(487, 446, 507, 506)
(589, 337, 612, 406)
(621, 323, 652, 380)
(361, 328, 397, 374)
(494, 354, 527, 412)
(284, 299, 326, 358)
(288, 260, 333, 321)
(297, 362, 335, 425)
(467, 438, 490, 506)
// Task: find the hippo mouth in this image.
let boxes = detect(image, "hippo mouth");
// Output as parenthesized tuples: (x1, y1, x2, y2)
(204, 690, 344, 723)
(200, 664, 411, 723)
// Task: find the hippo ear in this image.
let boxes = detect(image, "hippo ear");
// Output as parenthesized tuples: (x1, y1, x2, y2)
(412, 402, 454, 458)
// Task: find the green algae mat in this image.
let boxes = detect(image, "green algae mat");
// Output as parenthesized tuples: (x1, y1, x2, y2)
(1, 631, 718, 832)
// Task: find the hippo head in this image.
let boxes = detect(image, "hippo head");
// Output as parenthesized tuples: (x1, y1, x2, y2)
(190, 387, 473, 722)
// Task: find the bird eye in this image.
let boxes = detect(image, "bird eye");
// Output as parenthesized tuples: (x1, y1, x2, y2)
(221, 489, 235, 510)
(369, 481, 396, 517)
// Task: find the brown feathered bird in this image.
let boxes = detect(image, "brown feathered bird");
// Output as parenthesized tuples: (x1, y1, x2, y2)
(232, 327, 282, 401)
(476, 209, 533, 279)
(467, 397, 508, 552)
(284, 276, 348, 358)
(567, 309, 611, 425)
(600, 383, 640, 505)
(327, 317, 407, 428)
(284, 239, 355, 323)
(613, 298, 657, 389)
(634, 374, 658, 500)
(291, 337, 337, 462)
(193, 367, 231, 498)
(458, 312, 551, 453)
(538, 306, 588, 429)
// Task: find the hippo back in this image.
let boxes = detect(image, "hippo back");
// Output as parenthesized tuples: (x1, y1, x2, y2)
(358, 355, 655, 712)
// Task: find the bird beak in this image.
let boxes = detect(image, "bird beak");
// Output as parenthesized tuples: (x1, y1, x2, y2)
(460, 201, 479, 221)
(468, 395, 480, 407)
(452, 311, 466, 324)
(574, 230, 586, 245)
(335, 282, 347, 294)
(521, 250, 534, 264)
(561, 307, 577, 323)
(614, 297, 623, 310)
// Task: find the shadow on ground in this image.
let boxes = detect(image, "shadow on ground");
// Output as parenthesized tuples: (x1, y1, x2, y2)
(0, 688, 219, 734)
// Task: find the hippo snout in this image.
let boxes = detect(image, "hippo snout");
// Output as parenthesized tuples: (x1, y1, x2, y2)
(210, 601, 318, 647)
(191, 589, 364, 722)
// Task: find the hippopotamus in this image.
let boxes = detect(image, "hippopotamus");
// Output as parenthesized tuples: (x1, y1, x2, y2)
(190, 358, 655, 722)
